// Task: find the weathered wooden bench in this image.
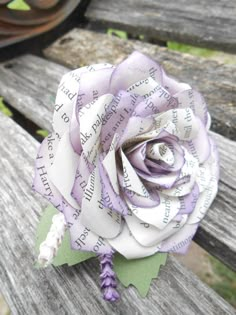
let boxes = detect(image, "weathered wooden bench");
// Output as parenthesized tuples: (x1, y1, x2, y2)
(0, 1, 236, 314)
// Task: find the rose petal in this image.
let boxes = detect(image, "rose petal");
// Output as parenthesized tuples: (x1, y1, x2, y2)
(99, 158, 128, 216)
(126, 142, 151, 174)
(139, 169, 180, 188)
(127, 193, 181, 229)
(178, 184, 199, 215)
(188, 140, 219, 224)
(76, 66, 114, 116)
(174, 89, 208, 125)
(154, 108, 199, 140)
(119, 116, 154, 147)
(110, 51, 163, 94)
(127, 76, 159, 98)
(79, 94, 113, 165)
(67, 64, 114, 154)
(162, 69, 191, 95)
(160, 223, 199, 254)
(53, 67, 85, 137)
(33, 132, 63, 211)
(62, 200, 112, 254)
(71, 152, 93, 206)
(125, 211, 188, 246)
(183, 118, 211, 164)
(134, 84, 178, 117)
(48, 131, 80, 209)
(101, 91, 142, 152)
(102, 134, 120, 194)
(120, 149, 150, 197)
(123, 188, 160, 208)
(108, 224, 159, 259)
(80, 166, 121, 238)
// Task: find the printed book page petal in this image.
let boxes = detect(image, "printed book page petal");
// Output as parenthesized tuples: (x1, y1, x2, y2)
(110, 51, 162, 94)
(126, 142, 151, 174)
(160, 223, 199, 254)
(125, 210, 188, 247)
(124, 188, 160, 208)
(138, 169, 180, 188)
(81, 165, 121, 239)
(183, 118, 211, 164)
(162, 69, 191, 94)
(119, 116, 154, 147)
(178, 184, 199, 215)
(154, 108, 199, 140)
(33, 132, 63, 211)
(99, 159, 128, 216)
(53, 67, 86, 137)
(62, 201, 112, 254)
(69, 107, 82, 155)
(120, 150, 149, 197)
(175, 89, 208, 125)
(108, 224, 159, 259)
(187, 141, 219, 224)
(77, 66, 114, 115)
(101, 91, 141, 152)
(48, 131, 80, 209)
(79, 94, 113, 164)
(127, 193, 181, 229)
(102, 133, 120, 194)
(127, 76, 159, 97)
(71, 152, 92, 206)
(187, 177, 218, 224)
(67, 64, 113, 154)
(135, 86, 178, 117)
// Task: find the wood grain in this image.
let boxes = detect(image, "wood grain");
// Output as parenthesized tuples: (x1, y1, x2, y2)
(85, 0, 236, 53)
(0, 55, 68, 131)
(44, 29, 236, 140)
(196, 131, 236, 271)
(0, 112, 235, 314)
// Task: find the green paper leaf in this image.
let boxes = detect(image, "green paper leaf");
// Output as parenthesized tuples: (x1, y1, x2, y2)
(7, 0, 31, 10)
(114, 252, 167, 297)
(35, 206, 95, 267)
(0, 97, 13, 117)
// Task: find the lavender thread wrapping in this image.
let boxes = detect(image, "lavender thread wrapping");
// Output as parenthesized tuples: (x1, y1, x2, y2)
(99, 253, 120, 302)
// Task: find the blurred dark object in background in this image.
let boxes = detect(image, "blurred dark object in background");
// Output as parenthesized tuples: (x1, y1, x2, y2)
(0, 0, 91, 61)
(0, 0, 81, 48)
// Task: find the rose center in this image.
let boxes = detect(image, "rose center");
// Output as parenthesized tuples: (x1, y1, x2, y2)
(146, 142, 175, 166)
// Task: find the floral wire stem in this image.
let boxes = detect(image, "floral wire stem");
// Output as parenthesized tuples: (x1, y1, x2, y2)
(38, 212, 67, 267)
(99, 253, 120, 302)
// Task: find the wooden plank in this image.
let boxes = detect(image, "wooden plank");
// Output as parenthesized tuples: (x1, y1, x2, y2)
(44, 29, 236, 140)
(85, 0, 236, 53)
(197, 131, 236, 271)
(0, 113, 235, 315)
(0, 55, 68, 131)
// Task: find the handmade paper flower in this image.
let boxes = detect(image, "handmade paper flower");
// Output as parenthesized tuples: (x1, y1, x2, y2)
(33, 51, 219, 301)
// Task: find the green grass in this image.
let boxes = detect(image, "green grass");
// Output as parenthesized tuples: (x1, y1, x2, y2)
(205, 256, 236, 307)
(0, 97, 13, 117)
(107, 29, 128, 40)
(167, 41, 215, 58)
(36, 129, 49, 138)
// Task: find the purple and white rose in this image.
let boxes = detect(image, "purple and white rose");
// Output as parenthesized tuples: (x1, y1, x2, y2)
(34, 51, 219, 260)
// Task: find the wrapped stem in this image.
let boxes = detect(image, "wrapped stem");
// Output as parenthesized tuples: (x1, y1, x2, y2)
(99, 253, 120, 302)
(38, 212, 66, 267)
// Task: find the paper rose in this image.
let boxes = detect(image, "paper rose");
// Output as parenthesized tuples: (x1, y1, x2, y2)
(33, 51, 219, 299)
